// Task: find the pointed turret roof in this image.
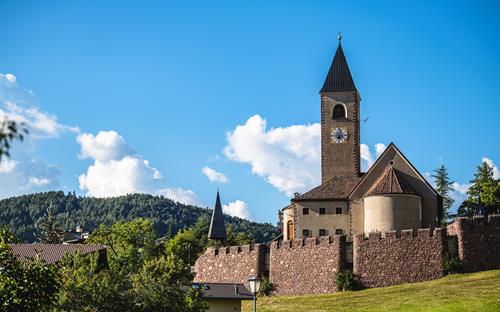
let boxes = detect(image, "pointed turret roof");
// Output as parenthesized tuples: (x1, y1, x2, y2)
(366, 167, 419, 196)
(208, 190, 227, 240)
(320, 38, 357, 93)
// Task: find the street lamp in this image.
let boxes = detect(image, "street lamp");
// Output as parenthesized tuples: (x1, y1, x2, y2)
(248, 276, 261, 312)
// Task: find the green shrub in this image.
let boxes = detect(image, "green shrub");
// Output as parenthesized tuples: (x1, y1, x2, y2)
(443, 254, 462, 275)
(335, 270, 355, 291)
(258, 277, 274, 296)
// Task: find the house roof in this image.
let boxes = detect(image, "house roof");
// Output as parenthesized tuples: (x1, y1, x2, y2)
(292, 175, 363, 201)
(208, 190, 227, 240)
(320, 41, 358, 93)
(350, 143, 438, 199)
(366, 166, 419, 196)
(10, 243, 106, 264)
(192, 283, 253, 301)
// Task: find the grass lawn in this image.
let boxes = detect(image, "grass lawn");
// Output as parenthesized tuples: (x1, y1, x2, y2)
(242, 270, 500, 312)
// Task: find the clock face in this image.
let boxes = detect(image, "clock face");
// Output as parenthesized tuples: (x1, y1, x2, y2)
(331, 127, 348, 143)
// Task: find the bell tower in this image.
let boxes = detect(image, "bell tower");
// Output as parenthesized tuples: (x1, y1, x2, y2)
(320, 34, 360, 183)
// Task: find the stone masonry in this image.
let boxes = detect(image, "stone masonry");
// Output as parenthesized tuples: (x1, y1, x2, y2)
(455, 215, 500, 272)
(193, 244, 266, 285)
(269, 235, 345, 295)
(353, 228, 445, 288)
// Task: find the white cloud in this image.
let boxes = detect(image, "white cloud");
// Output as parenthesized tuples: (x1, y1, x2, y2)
(224, 115, 320, 196)
(1, 72, 79, 139)
(77, 131, 132, 162)
(482, 157, 500, 180)
(360, 143, 374, 170)
(223, 200, 252, 220)
(5, 74, 16, 83)
(202, 166, 229, 183)
(224, 115, 389, 196)
(0, 159, 17, 173)
(451, 182, 470, 194)
(77, 130, 202, 206)
(375, 143, 387, 158)
(28, 176, 51, 186)
(0, 73, 68, 198)
(0, 156, 60, 198)
(157, 188, 203, 206)
(360, 143, 386, 172)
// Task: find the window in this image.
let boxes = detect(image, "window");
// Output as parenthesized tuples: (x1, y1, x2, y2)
(336, 207, 342, 215)
(303, 207, 309, 215)
(335, 229, 344, 235)
(332, 104, 346, 119)
(302, 229, 310, 238)
(286, 221, 294, 241)
(319, 207, 326, 215)
(319, 229, 327, 236)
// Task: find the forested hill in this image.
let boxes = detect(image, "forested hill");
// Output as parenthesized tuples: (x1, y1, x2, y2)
(0, 191, 279, 243)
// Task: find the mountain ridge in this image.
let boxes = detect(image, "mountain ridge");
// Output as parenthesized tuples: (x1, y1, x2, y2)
(0, 191, 278, 243)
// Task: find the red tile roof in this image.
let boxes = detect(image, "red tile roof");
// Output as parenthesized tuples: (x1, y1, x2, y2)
(366, 167, 419, 196)
(10, 243, 106, 264)
(293, 175, 363, 201)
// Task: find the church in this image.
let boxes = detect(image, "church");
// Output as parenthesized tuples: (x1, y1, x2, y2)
(279, 36, 441, 241)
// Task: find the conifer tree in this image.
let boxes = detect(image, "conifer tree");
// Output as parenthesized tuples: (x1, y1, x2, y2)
(36, 204, 65, 243)
(458, 161, 500, 217)
(432, 165, 454, 226)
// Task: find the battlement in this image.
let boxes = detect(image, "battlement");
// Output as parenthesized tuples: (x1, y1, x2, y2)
(455, 214, 500, 228)
(271, 235, 344, 250)
(355, 228, 444, 242)
(194, 243, 266, 285)
(353, 227, 445, 288)
(207, 243, 264, 256)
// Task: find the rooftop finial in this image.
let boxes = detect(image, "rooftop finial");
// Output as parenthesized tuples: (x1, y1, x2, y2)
(338, 32, 342, 42)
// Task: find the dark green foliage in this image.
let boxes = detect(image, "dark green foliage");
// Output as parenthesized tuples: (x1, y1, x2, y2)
(432, 165, 454, 226)
(443, 254, 462, 275)
(258, 277, 273, 297)
(0, 191, 279, 243)
(335, 270, 355, 291)
(0, 242, 60, 312)
(36, 204, 65, 243)
(0, 120, 28, 160)
(0, 225, 20, 244)
(56, 219, 206, 312)
(458, 161, 500, 217)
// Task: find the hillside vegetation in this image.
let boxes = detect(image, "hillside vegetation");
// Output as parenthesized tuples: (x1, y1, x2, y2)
(0, 191, 278, 242)
(244, 270, 500, 312)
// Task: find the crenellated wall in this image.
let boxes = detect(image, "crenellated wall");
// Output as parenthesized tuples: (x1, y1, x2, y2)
(353, 228, 445, 288)
(194, 218, 500, 295)
(269, 235, 345, 295)
(193, 244, 266, 285)
(455, 215, 500, 272)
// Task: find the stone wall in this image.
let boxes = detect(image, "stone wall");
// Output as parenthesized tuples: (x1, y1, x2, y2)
(353, 228, 445, 288)
(269, 235, 345, 295)
(194, 244, 266, 285)
(455, 215, 500, 272)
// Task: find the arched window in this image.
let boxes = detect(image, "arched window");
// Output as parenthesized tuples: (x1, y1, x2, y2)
(332, 104, 346, 119)
(286, 221, 294, 241)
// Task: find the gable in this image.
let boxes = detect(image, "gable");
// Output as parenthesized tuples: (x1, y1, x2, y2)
(350, 143, 438, 199)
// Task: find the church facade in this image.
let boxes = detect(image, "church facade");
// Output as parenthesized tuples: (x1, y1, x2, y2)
(280, 39, 441, 241)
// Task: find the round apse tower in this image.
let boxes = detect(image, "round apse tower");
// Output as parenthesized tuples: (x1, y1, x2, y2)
(363, 166, 422, 234)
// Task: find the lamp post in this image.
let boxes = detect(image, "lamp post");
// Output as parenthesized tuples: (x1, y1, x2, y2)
(248, 276, 261, 312)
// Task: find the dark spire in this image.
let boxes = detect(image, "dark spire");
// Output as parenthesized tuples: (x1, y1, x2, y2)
(320, 36, 357, 93)
(208, 190, 227, 240)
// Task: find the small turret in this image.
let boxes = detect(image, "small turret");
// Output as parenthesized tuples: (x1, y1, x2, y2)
(208, 190, 227, 242)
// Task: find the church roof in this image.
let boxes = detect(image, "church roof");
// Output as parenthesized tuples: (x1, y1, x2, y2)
(366, 166, 419, 196)
(320, 41, 358, 93)
(292, 175, 363, 201)
(208, 190, 227, 240)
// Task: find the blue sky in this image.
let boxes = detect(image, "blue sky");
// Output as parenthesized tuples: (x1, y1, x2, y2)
(1, 0, 499, 224)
